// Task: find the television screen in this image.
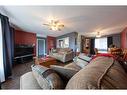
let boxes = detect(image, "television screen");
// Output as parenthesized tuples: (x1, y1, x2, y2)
(14, 44, 34, 57)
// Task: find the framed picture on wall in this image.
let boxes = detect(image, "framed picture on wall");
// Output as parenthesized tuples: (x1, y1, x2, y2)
(126, 33, 127, 48)
(85, 38, 90, 48)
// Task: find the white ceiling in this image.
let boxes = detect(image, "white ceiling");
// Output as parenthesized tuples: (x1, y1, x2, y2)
(0, 6, 127, 37)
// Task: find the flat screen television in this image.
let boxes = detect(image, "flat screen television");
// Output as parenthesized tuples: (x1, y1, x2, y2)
(14, 44, 34, 57)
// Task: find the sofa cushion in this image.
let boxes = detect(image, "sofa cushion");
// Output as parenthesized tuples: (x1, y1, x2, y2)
(61, 48, 72, 52)
(58, 51, 66, 55)
(57, 48, 72, 54)
(73, 57, 88, 68)
(31, 65, 64, 89)
(73, 54, 92, 68)
(53, 53, 63, 59)
(64, 63, 81, 71)
(78, 53, 92, 62)
(66, 56, 127, 89)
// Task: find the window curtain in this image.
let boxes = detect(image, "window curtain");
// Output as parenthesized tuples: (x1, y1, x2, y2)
(0, 13, 13, 79)
(74, 32, 78, 56)
(107, 36, 113, 48)
(10, 27, 14, 65)
(90, 38, 95, 55)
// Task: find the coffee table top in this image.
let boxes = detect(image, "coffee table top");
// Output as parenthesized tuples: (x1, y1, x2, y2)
(40, 56, 56, 62)
(33, 56, 57, 67)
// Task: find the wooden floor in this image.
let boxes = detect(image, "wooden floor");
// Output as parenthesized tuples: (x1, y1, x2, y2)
(1, 60, 68, 89)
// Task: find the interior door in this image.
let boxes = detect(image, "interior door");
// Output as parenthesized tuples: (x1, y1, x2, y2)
(38, 39, 45, 57)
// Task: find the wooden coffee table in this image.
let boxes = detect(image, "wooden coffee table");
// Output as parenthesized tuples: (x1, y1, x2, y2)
(33, 56, 57, 67)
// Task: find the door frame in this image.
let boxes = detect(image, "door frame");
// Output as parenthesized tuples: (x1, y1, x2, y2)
(36, 37, 46, 57)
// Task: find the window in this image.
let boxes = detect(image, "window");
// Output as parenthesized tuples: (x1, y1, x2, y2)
(57, 37, 69, 48)
(64, 37, 69, 48)
(0, 18, 5, 82)
(95, 37, 108, 53)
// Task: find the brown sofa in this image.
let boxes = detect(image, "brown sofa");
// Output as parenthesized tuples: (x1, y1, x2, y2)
(20, 55, 127, 89)
(49, 48, 74, 63)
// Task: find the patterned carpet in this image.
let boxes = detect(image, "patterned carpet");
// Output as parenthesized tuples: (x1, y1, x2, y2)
(1, 60, 68, 89)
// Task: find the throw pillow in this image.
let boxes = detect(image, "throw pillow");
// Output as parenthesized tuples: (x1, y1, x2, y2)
(73, 54, 92, 68)
(78, 53, 92, 62)
(64, 63, 81, 71)
(31, 64, 64, 89)
(50, 64, 80, 81)
(73, 57, 89, 68)
(52, 49, 57, 53)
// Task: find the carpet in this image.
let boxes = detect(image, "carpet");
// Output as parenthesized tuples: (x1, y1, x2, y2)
(1, 60, 69, 89)
(1, 61, 33, 89)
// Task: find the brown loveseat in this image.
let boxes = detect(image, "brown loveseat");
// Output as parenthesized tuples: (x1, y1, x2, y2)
(49, 48, 74, 63)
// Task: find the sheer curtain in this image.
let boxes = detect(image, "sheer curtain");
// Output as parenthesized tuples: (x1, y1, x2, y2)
(95, 37, 108, 53)
(0, 17, 5, 83)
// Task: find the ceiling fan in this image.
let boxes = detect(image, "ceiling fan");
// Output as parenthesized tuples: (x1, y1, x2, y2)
(43, 20, 64, 31)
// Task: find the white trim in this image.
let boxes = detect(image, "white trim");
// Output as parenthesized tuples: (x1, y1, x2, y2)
(0, 18, 5, 82)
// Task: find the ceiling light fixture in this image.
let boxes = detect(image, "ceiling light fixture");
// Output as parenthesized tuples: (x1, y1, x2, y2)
(96, 32, 101, 38)
(43, 20, 64, 31)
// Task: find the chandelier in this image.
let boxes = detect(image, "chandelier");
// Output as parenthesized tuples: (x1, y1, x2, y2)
(43, 20, 64, 31)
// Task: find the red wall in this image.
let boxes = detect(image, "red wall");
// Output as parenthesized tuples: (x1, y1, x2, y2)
(14, 30, 37, 56)
(121, 27, 127, 48)
(46, 36, 56, 54)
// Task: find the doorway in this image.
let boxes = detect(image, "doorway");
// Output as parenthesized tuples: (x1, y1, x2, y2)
(37, 38, 46, 57)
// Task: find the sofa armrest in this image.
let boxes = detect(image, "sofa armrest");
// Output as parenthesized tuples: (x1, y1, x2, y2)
(20, 72, 41, 89)
(63, 51, 74, 62)
(49, 49, 57, 55)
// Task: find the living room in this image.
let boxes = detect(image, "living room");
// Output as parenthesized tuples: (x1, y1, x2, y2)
(0, 5, 127, 90)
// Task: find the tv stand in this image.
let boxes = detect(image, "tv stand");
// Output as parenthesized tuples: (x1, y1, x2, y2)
(14, 54, 34, 63)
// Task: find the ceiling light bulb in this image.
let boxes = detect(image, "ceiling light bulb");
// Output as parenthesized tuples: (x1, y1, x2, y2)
(96, 32, 101, 37)
(51, 26, 58, 31)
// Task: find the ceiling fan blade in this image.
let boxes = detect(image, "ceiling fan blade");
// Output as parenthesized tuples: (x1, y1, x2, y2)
(58, 24, 64, 27)
(43, 24, 50, 26)
(51, 20, 54, 24)
(55, 20, 59, 24)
